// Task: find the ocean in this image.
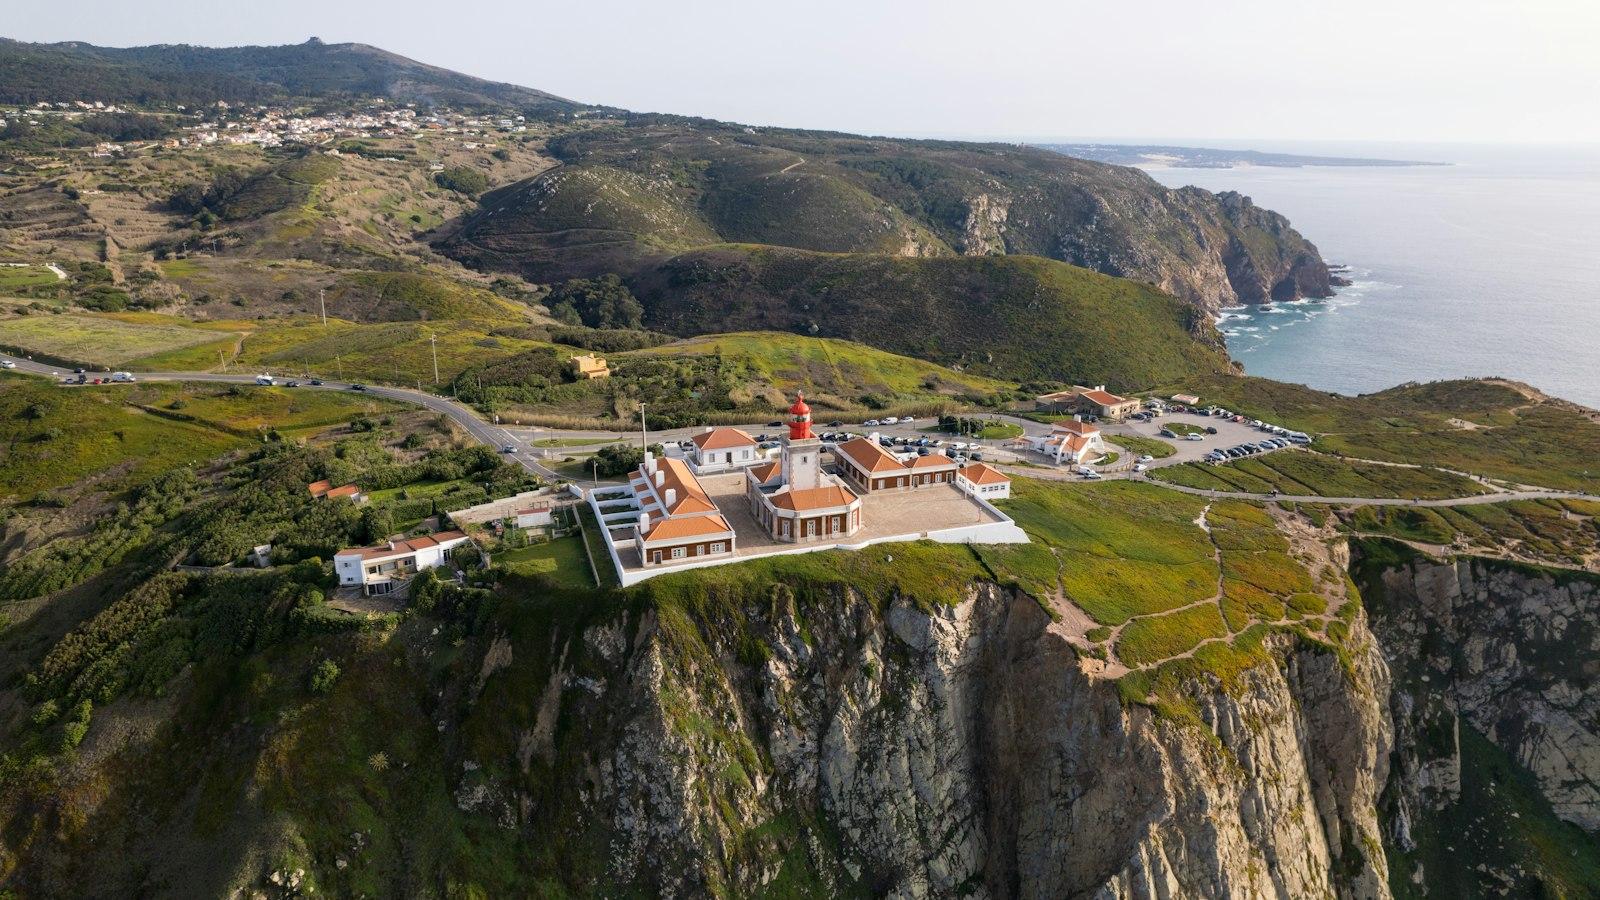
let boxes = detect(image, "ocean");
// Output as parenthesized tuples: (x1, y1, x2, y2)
(1140, 143, 1600, 410)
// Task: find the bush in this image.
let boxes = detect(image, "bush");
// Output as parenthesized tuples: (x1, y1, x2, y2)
(309, 659, 341, 695)
(434, 166, 490, 195)
(543, 275, 643, 330)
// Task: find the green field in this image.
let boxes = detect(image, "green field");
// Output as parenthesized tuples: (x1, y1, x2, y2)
(1116, 604, 1228, 667)
(1343, 498, 1600, 566)
(0, 265, 61, 291)
(983, 480, 1215, 624)
(498, 537, 595, 589)
(0, 375, 388, 500)
(0, 314, 228, 367)
(1108, 434, 1176, 459)
(1152, 451, 1491, 499)
(624, 331, 1012, 398)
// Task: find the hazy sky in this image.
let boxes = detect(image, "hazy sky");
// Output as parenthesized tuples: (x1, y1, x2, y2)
(8, 0, 1600, 144)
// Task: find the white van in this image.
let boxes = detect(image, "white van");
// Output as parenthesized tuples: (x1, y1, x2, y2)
(110, 371, 136, 383)
(255, 374, 275, 385)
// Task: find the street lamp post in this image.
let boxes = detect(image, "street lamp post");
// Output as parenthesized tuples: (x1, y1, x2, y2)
(429, 333, 440, 385)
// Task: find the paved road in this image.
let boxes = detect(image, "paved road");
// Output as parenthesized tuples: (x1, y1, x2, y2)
(0, 352, 567, 481)
(9, 351, 1597, 508)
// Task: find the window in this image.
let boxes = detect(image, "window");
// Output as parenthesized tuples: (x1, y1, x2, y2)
(832, 516, 842, 533)
(805, 520, 815, 537)
(710, 542, 726, 554)
(671, 547, 686, 559)
(780, 519, 791, 537)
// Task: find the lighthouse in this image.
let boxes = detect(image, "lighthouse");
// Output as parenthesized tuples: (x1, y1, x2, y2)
(781, 392, 823, 490)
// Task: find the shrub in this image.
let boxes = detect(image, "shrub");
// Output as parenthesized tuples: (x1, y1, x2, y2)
(434, 166, 490, 195)
(309, 659, 341, 695)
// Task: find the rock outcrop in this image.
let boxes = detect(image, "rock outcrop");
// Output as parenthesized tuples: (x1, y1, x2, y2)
(511, 581, 1392, 898)
(1366, 552, 1600, 831)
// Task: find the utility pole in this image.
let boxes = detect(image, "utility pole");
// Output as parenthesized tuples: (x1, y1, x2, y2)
(335, 355, 343, 381)
(638, 401, 647, 451)
(318, 289, 327, 327)
(429, 333, 439, 385)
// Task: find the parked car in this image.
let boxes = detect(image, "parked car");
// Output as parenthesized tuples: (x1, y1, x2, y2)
(1205, 426, 1218, 434)
(254, 374, 275, 386)
(882, 416, 900, 424)
(1160, 429, 1176, 438)
(110, 371, 136, 382)
(309, 378, 324, 386)
(767, 420, 783, 427)
(350, 383, 367, 391)
(1138, 454, 1154, 463)
(864, 419, 880, 426)
(73, 367, 86, 374)
(917, 447, 930, 456)
(827, 420, 843, 428)
(1185, 434, 1204, 442)
(1133, 463, 1147, 472)
(285, 380, 301, 388)
(1, 360, 15, 370)
(1082, 471, 1103, 480)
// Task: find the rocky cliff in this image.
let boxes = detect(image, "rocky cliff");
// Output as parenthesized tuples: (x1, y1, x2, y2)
(469, 579, 1392, 898)
(1355, 541, 1600, 896)
(442, 123, 1335, 317)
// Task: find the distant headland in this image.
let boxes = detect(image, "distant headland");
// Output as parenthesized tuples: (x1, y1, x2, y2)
(1042, 143, 1448, 169)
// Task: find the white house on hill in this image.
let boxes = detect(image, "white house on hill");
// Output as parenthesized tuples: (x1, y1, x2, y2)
(1026, 417, 1108, 466)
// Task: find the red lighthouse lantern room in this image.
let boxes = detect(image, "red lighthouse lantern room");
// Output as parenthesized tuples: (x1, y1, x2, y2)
(787, 392, 814, 441)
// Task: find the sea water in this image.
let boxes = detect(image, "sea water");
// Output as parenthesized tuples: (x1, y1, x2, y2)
(1142, 143, 1600, 409)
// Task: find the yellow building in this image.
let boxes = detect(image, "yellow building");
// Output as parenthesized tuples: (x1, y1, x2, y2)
(571, 353, 611, 379)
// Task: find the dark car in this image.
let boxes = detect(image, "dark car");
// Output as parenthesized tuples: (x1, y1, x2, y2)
(285, 380, 300, 388)
(74, 367, 85, 374)
(827, 421, 843, 428)
(309, 378, 324, 386)
(1205, 426, 1218, 434)
(502, 445, 516, 454)
(767, 420, 783, 428)
(350, 383, 368, 391)
(970, 452, 984, 461)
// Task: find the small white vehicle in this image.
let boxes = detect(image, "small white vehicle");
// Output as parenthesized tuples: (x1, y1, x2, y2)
(1138, 454, 1154, 463)
(882, 416, 899, 424)
(900, 416, 915, 424)
(1133, 463, 1147, 472)
(1, 360, 15, 369)
(1185, 433, 1204, 441)
(110, 371, 136, 383)
(255, 374, 275, 386)
(1074, 465, 1096, 476)
(864, 419, 880, 426)
(1083, 470, 1103, 480)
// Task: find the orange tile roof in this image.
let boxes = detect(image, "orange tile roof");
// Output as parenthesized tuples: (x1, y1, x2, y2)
(908, 453, 956, 469)
(748, 461, 783, 483)
(1080, 389, 1131, 406)
(691, 427, 757, 450)
(960, 463, 1010, 485)
(307, 479, 332, 497)
(336, 530, 470, 561)
(835, 437, 906, 474)
(638, 457, 719, 516)
(769, 485, 857, 512)
(640, 513, 734, 544)
(1052, 419, 1100, 436)
(324, 484, 362, 499)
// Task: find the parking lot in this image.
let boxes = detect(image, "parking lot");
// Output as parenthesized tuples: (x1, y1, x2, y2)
(1110, 412, 1293, 465)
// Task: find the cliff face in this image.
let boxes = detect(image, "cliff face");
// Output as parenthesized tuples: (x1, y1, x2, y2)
(504, 581, 1392, 898)
(1356, 543, 1600, 895)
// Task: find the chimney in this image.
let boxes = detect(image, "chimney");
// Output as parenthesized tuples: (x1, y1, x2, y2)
(637, 512, 650, 534)
(665, 488, 678, 509)
(704, 426, 714, 434)
(655, 470, 665, 488)
(1073, 414, 1081, 423)
(869, 431, 879, 444)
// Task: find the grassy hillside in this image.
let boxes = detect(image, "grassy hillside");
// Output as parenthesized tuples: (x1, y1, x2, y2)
(635, 248, 1231, 389)
(446, 122, 1333, 309)
(1163, 374, 1600, 493)
(0, 37, 579, 110)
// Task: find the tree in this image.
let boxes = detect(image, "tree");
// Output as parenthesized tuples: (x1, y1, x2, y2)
(358, 505, 394, 544)
(544, 275, 643, 330)
(591, 442, 663, 478)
